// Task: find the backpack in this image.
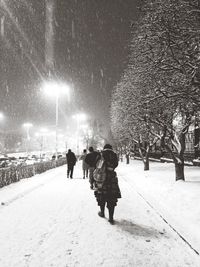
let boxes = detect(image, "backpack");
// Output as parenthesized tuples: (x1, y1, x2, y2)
(93, 154, 106, 188)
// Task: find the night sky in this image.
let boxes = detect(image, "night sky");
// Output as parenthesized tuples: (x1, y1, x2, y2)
(0, 0, 139, 132)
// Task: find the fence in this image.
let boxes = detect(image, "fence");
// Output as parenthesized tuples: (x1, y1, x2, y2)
(0, 158, 66, 189)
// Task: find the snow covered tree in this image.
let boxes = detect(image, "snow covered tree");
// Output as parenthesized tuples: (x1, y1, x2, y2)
(111, 70, 159, 170)
(111, 0, 200, 180)
(138, 0, 200, 180)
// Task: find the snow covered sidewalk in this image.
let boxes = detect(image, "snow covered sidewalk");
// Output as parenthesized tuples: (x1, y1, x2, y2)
(119, 159, 200, 256)
(0, 162, 199, 266)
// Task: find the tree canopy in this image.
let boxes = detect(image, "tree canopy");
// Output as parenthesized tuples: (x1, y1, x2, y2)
(110, 0, 200, 179)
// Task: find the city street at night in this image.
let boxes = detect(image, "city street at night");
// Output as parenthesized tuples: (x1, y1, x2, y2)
(0, 0, 200, 266)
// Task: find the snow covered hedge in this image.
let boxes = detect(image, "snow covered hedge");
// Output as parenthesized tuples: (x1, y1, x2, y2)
(0, 158, 66, 188)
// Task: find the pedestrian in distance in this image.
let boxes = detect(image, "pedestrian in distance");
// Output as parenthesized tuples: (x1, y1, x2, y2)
(85, 146, 100, 189)
(94, 144, 121, 224)
(66, 149, 77, 179)
(79, 149, 89, 179)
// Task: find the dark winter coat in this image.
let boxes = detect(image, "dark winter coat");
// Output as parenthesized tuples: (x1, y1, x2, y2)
(66, 152, 77, 166)
(101, 149, 118, 170)
(94, 148, 121, 206)
(85, 151, 100, 168)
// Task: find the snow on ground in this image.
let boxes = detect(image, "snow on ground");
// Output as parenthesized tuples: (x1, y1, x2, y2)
(119, 159, 200, 256)
(0, 161, 199, 267)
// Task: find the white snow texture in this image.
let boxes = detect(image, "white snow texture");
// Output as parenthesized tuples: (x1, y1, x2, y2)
(0, 160, 200, 267)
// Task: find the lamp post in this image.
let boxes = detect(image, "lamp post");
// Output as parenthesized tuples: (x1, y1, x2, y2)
(55, 94, 59, 158)
(43, 81, 70, 159)
(0, 112, 5, 153)
(80, 124, 90, 150)
(73, 113, 87, 155)
(23, 122, 33, 155)
(35, 128, 49, 157)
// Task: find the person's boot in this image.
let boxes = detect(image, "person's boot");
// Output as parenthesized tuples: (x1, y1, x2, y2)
(90, 183, 94, 189)
(108, 206, 115, 224)
(98, 204, 105, 218)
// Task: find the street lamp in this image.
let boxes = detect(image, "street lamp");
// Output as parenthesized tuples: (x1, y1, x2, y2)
(35, 127, 49, 157)
(43, 81, 70, 159)
(0, 112, 5, 154)
(0, 112, 4, 121)
(72, 113, 87, 155)
(80, 124, 90, 149)
(23, 122, 33, 155)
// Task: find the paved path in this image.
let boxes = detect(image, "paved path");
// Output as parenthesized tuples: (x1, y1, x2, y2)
(0, 163, 199, 266)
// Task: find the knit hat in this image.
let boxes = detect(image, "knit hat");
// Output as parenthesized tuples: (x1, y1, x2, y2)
(103, 144, 113, 150)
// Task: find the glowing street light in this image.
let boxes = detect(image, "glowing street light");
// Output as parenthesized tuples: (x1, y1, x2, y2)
(43, 81, 70, 159)
(0, 112, 4, 121)
(72, 113, 87, 122)
(43, 81, 70, 99)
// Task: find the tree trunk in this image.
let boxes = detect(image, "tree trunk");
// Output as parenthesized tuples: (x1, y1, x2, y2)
(126, 154, 130, 164)
(139, 147, 150, 171)
(175, 161, 185, 181)
(173, 131, 186, 181)
(144, 158, 149, 171)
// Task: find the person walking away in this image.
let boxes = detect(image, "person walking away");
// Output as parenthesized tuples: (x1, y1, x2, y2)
(85, 146, 99, 189)
(94, 144, 121, 224)
(66, 149, 77, 178)
(79, 149, 89, 179)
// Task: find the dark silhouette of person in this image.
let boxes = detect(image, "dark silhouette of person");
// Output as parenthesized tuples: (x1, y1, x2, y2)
(94, 144, 121, 224)
(79, 149, 89, 179)
(85, 146, 100, 189)
(66, 149, 77, 178)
